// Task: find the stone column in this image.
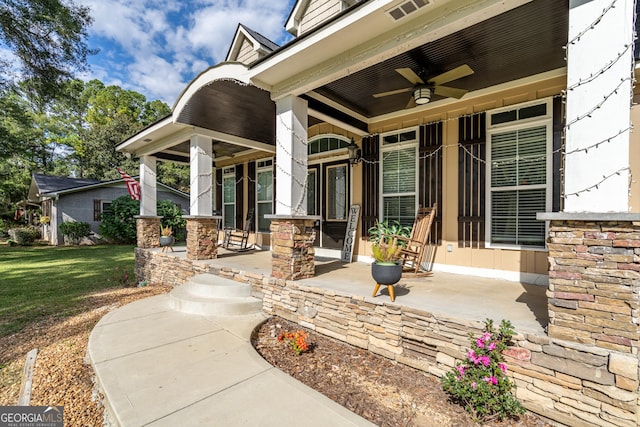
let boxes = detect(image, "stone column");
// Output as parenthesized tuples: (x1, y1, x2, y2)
(185, 216, 220, 260)
(139, 155, 157, 216)
(269, 217, 317, 280)
(564, 0, 633, 212)
(539, 214, 640, 353)
(136, 216, 161, 248)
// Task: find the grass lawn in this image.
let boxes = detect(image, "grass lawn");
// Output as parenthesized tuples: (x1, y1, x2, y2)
(0, 243, 137, 337)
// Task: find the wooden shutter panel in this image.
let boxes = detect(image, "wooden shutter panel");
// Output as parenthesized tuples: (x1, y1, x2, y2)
(235, 164, 244, 228)
(361, 135, 380, 237)
(419, 122, 443, 245)
(247, 161, 256, 232)
(552, 96, 564, 212)
(215, 169, 223, 213)
(458, 113, 486, 248)
(93, 199, 101, 221)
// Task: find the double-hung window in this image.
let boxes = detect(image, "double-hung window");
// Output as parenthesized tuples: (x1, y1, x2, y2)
(380, 128, 418, 226)
(222, 166, 236, 229)
(256, 159, 273, 232)
(486, 99, 552, 248)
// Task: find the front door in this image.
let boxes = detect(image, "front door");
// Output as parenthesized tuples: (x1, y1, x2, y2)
(307, 161, 350, 249)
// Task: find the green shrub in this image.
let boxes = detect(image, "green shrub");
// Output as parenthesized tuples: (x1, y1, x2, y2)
(441, 319, 525, 423)
(7, 227, 40, 245)
(59, 221, 91, 244)
(99, 196, 185, 243)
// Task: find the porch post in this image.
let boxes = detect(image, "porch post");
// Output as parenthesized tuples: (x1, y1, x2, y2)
(563, 0, 633, 212)
(136, 155, 160, 248)
(539, 1, 640, 355)
(268, 95, 318, 280)
(185, 134, 218, 260)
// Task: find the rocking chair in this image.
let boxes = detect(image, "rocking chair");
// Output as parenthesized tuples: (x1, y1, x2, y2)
(390, 204, 437, 275)
(222, 208, 254, 251)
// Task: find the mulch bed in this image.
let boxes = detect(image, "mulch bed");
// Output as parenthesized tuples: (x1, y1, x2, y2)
(253, 316, 553, 427)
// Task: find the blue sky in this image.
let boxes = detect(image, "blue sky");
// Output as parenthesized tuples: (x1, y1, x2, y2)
(77, 0, 296, 106)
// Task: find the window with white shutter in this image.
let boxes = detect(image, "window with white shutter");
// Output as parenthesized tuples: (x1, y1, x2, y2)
(380, 128, 418, 226)
(486, 99, 552, 248)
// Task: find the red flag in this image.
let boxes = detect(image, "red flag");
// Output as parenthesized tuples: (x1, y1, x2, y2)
(116, 167, 141, 200)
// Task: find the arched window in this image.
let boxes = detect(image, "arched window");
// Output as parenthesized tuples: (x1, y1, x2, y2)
(307, 135, 350, 155)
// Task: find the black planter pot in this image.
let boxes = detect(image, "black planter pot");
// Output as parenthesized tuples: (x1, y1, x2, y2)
(160, 236, 175, 247)
(371, 262, 402, 285)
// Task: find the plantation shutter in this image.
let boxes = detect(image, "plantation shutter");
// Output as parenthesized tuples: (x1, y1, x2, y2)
(552, 96, 563, 212)
(93, 199, 101, 221)
(458, 113, 486, 248)
(361, 135, 380, 237)
(247, 161, 256, 232)
(235, 164, 244, 229)
(419, 122, 442, 244)
(215, 169, 223, 213)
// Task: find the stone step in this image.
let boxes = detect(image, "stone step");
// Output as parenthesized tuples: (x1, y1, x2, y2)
(185, 274, 252, 298)
(169, 286, 263, 316)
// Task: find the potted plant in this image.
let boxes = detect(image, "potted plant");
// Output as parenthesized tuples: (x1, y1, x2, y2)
(159, 224, 175, 252)
(371, 236, 403, 302)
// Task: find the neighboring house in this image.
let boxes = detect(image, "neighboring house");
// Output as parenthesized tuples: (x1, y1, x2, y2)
(28, 174, 189, 245)
(117, 0, 640, 284)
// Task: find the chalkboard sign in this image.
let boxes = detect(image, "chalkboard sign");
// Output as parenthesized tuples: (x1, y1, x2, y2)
(341, 204, 360, 263)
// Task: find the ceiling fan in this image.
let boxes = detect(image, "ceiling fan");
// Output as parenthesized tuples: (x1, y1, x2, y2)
(373, 64, 474, 108)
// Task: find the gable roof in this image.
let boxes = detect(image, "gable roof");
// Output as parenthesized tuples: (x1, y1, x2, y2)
(32, 173, 101, 194)
(226, 24, 279, 63)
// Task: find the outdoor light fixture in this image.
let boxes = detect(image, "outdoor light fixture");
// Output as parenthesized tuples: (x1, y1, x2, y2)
(347, 138, 362, 166)
(413, 86, 431, 105)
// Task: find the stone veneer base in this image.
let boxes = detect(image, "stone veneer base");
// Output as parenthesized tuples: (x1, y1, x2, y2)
(269, 218, 316, 280)
(135, 216, 161, 248)
(185, 217, 219, 260)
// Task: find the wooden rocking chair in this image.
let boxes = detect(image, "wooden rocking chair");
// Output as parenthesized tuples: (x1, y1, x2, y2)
(222, 208, 254, 251)
(390, 204, 437, 275)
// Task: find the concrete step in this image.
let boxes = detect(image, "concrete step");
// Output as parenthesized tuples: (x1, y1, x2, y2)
(185, 274, 252, 298)
(169, 274, 263, 316)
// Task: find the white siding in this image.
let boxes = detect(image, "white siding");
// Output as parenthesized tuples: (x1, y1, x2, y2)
(236, 38, 259, 64)
(299, 0, 342, 35)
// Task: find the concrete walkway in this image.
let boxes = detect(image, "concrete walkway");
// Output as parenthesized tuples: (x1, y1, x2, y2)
(88, 295, 375, 427)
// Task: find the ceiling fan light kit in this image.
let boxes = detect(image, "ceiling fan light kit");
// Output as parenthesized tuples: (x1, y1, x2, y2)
(413, 86, 431, 104)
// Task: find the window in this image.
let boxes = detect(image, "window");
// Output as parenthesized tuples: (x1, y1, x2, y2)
(101, 201, 113, 216)
(308, 135, 350, 155)
(380, 129, 418, 226)
(222, 167, 235, 229)
(326, 164, 347, 220)
(256, 159, 273, 232)
(486, 99, 552, 248)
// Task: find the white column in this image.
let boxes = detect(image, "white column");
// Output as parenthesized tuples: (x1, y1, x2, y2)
(564, 0, 633, 212)
(139, 155, 157, 216)
(275, 95, 308, 216)
(190, 134, 213, 216)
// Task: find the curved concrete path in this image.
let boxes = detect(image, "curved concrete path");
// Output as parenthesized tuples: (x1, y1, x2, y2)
(88, 294, 374, 427)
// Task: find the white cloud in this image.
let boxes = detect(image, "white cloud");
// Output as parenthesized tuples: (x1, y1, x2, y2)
(77, 0, 294, 104)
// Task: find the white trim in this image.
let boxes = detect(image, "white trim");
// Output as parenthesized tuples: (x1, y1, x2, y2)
(431, 262, 549, 286)
(256, 158, 274, 233)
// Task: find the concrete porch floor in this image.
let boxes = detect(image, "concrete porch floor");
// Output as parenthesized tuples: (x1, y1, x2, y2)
(159, 246, 548, 335)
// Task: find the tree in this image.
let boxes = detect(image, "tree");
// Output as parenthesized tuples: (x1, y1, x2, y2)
(0, 0, 94, 100)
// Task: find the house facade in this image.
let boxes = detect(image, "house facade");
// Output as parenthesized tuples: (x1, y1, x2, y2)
(118, 1, 640, 425)
(28, 174, 189, 245)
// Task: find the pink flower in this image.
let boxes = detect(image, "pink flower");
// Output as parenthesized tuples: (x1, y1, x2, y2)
(487, 341, 497, 351)
(476, 338, 485, 348)
(479, 355, 491, 367)
(481, 332, 492, 342)
(483, 376, 498, 385)
(471, 381, 477, 389)
(456, 365, 466, 377)
(467, 350, 477, 362)
(498, 363, 507, 373)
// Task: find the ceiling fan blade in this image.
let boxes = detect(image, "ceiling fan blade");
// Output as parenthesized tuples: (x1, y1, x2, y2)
(405, 97, 417, 109)
(372, 87, 413, 98)
(427, 64, 474, 86)
(433, 85, 468, 99)
(396, 68, 424, 85)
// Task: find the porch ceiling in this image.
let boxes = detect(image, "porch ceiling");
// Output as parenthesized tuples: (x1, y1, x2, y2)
(311, 0, 568, 119)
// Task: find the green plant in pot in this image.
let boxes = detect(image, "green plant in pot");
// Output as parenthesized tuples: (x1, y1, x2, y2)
(370, 236, 403, 302)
